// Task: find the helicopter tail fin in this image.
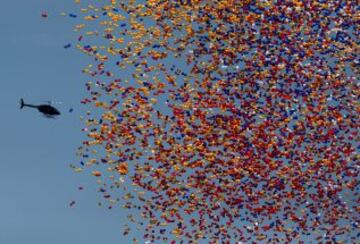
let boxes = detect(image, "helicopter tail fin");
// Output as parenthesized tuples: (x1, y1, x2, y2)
(20, 98, 25, 109)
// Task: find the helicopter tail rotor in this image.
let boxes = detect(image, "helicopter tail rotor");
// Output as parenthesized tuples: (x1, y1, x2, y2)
(20, 98, 25, 109)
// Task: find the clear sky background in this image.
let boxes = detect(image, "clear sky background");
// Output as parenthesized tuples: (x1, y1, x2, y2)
(0, 1, 357, 244)
(0, 1, 137, 243)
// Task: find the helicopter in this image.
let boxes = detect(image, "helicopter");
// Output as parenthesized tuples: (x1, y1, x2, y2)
(20, 98, 61, 118)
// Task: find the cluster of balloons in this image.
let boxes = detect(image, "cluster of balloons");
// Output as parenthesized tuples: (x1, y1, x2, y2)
(64, 0, 358, 243)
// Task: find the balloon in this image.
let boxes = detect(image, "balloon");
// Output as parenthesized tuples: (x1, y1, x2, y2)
(67, 0, 359, 242)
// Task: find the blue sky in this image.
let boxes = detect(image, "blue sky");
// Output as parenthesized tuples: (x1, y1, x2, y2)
(0, 1, 358, 243)
(0, 1, 136, 243)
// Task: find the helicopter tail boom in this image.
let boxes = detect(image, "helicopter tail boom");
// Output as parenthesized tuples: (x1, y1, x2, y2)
(20, 99, 38, 109)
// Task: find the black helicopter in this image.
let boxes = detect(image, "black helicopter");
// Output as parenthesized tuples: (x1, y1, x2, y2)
(20, 98, 61, 118)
